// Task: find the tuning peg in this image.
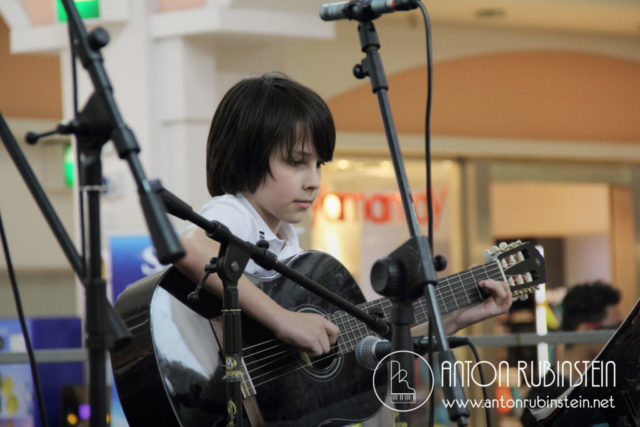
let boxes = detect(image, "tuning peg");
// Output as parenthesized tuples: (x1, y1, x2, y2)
(519, 294, 529, 301)
(499, 242, 508, 250)
(491, 246, 499, 254)
(482, 249, 492, 262)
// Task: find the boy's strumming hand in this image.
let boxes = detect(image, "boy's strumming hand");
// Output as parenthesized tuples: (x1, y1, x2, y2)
(273, 310, 340, 357)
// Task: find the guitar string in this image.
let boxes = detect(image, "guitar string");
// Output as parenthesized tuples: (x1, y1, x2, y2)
(242, 264, 503, 359)
(242, 267, 506, 371)
(241, 263, 502, 356)
(245, 294, 489, 376)
(250, 296, 493, 386)
(241, 265, 505, 365)
(324, 264, 502, 329)
(246, 268, 515, 389)
(245, 262, 534, 391)
(243, 273, 504, 374)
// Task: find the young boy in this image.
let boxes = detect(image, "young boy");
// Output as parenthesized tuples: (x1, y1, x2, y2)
(175, 72, 512, 358)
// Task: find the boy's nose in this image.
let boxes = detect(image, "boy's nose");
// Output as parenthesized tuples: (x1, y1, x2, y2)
(304, 167, 321, 190)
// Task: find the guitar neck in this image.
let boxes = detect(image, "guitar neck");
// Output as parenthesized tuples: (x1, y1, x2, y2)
(327, 261, 506, 354)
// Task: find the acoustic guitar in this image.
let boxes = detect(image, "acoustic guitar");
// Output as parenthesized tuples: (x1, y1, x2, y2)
(111, 240, 545, 426)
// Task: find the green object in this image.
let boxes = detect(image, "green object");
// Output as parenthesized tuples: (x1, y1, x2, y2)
(63, 143, 75, 188)
(57, 0, 100, 22)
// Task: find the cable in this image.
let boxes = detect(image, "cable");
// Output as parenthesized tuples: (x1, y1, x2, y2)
(68, 24, 86, 266)
(417, 0, 434, 254)
(0, 208, 49, 427)
(417, 3, 436, 426)
(467, 339, 492, 427)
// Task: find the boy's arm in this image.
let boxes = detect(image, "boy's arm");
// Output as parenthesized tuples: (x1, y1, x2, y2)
(411, 277, 512, 336)
(175, 227, 339, 357)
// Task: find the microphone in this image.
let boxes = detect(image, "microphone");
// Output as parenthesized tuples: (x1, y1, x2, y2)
(356, 335, 470, 370)
(152, 182, 195, 221)
(319, 0, 419, 22)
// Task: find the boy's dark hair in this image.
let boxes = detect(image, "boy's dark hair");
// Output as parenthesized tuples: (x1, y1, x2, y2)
(206, 72, 336, 197)
(561, 281, 620, 331)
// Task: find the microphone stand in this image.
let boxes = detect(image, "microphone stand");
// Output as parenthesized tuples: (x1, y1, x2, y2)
(58, 2, 185, 425)
(155, 185, 390, 426)
(0, 2, 185, 426)
(345, 5, 470, 426)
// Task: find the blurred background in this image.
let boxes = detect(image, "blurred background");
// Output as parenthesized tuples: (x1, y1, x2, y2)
(0, 0, 639, 426)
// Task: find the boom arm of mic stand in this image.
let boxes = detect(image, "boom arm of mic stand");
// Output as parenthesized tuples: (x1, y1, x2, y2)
(59, 0, 184, 266)
(155, 184, 390, 337)
(0, 110, 131, 349)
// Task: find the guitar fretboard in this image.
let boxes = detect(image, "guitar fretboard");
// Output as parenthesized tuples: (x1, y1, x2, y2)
(326, 261, 505, 355)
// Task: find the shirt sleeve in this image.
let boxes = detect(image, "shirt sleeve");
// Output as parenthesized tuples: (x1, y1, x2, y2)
(197, 200, 253, 242)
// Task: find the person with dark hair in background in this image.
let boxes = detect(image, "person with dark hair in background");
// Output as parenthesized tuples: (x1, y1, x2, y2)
(521, 281, 622, 427)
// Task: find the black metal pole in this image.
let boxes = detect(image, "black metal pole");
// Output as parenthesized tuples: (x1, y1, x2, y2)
(83, 149, 107, 427)
(352, 17, 469, 426)
(216, 244, 245, 427)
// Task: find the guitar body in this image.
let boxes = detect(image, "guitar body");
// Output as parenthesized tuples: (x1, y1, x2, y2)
(111, 251, 388, 427)
(111, 241, 546, 426)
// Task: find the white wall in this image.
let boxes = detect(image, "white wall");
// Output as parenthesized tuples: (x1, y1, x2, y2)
(2, 2, 639, 316)
(564, 234, 612, 286)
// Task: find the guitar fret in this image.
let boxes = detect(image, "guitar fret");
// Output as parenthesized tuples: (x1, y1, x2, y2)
(348, 318, 357, 347)
(419, 299, 428, 324)
(460, 272, 472, 306)
(446, 275, 458, 311)
(469, 269, 483, 299)
(435, 284, 444, 314)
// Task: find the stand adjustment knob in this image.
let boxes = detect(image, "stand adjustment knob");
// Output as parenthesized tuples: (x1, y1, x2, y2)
(353, 63, 367, 79)
(88, 27, 110, 51)
(188, 257, 217, 304)
(434, 254, 447, 272)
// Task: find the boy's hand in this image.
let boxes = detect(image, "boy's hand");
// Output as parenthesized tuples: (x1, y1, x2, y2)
(445, 264, 512, 333)
(273, 310, 340, 357)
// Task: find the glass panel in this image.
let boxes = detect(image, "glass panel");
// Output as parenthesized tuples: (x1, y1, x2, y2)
(311, 157, 462, 301)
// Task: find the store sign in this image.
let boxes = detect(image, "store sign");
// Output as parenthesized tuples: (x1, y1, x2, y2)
(109, 235, 168, 301)
(314, 187, 448, 229)
(57, 0, 100, 22)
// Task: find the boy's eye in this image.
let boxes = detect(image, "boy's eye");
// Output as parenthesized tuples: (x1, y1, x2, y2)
(288, 159, 303, 166)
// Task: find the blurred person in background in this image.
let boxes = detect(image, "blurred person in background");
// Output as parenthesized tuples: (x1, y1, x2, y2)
(521, 281, 622, 427)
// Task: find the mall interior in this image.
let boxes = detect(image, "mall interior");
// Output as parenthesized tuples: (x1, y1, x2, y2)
(1, 1, 640, 426)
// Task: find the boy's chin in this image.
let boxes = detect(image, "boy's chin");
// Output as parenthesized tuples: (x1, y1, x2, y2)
(284, 211, 307, 224)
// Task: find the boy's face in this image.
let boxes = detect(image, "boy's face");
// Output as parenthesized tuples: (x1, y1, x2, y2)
(245, 141, 323, 234)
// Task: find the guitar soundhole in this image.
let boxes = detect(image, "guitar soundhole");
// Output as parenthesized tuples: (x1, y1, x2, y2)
(306, 347, 338, 370)
(296, 305, 344, 381)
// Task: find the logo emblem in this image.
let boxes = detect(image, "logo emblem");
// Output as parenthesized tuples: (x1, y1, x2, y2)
(373, 350, 434, 412)
(226, 357, 237, 369)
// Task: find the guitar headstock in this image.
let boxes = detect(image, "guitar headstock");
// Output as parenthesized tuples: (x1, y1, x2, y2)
(483, 241, 546, 301)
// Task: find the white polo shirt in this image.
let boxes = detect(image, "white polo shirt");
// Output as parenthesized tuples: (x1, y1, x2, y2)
(185, 193, 303, 277)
